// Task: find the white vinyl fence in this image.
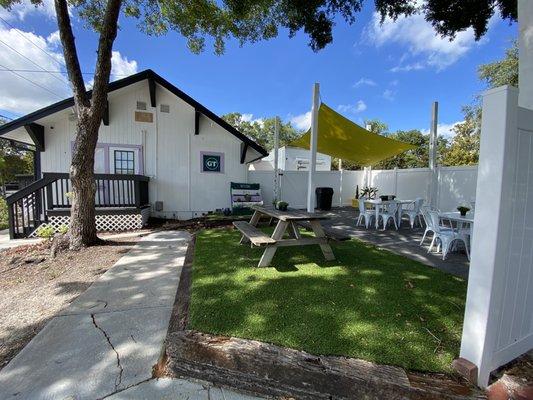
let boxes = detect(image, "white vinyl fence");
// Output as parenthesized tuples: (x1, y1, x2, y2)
(249, 165, 477, 212)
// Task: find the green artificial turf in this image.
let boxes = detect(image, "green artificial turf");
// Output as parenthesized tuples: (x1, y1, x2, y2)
(188, 227, 467, 373)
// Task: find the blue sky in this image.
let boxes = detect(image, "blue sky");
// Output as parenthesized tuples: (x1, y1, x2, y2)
(0, 1, 517, 138)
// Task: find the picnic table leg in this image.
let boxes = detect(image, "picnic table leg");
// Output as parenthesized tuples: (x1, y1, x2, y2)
(240, 211, 261, 244)
(309, 220, 335, 261)
(288, 221, 301, 239)
(258, 220, 288, 267)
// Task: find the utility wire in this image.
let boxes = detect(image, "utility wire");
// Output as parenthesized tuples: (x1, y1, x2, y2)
(0, 38, 71, 88)
(0, 68, 130, 77)
(0, 15, 66, 70)
(0, 113, 14, 121)
(0, 63, 64, 99)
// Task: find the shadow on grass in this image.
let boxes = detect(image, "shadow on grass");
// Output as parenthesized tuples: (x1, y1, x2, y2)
(188, 227, 467, 374)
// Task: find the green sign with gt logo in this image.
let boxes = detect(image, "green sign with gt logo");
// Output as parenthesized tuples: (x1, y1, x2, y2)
(202, 153, 222, 172)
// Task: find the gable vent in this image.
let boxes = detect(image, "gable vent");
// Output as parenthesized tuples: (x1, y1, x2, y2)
(160, 104, 170, 113)
(136, 101, 147, 110)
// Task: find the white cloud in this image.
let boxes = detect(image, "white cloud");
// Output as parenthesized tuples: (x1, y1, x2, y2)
(421, 121, 463, 139)
(239, 113, 264, 126)
(0, 0, 57, 21)
(46, 30, 61, 48)
(353, 78, 376, 88)
(338, 100, 367, 114)
(0, 26, 70, 114)
(382, 89, 395, 101)
(365, 10, 483, 71)
(111, 51, 138, 79)
(389, 63, 424, 73)
(289, 111, 311, 131)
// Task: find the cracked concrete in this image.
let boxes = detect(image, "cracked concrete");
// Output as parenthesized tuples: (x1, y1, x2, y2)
(0, 231, 191, 400)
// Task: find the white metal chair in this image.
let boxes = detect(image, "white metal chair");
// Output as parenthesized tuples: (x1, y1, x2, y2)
(426, 210, 470, 260)
(401, 197, 425, 229)
(419, 206, 443, 245)
(356, 197, 374, 228)
(377, 201, 399, 230)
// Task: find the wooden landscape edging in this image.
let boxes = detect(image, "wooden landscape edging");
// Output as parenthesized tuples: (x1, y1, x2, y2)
(161, 228, 484, 400)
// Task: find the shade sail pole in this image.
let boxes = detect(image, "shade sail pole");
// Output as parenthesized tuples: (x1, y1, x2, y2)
(307, 83, 320, 212)
(273, 116, 280, 202)
(428, 101, 439, 208)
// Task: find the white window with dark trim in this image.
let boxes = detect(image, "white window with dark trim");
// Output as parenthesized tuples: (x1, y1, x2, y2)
(114, 150, 135, 174)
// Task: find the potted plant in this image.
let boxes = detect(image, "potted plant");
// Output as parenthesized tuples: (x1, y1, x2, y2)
(361, 186, 378, 199)
(457, 205, 470, 217)
(276, 201, 289, 211)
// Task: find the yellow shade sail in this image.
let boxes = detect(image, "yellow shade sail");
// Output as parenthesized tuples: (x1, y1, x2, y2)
(289, 103, 417, 165)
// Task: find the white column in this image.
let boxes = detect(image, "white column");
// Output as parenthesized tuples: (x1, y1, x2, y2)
(306, 83, 320, 212)
(519, 0, 533, 110)
(273, 116, 280, 202)
(459, 86, 519, 387)
(428, 101, 438, 207)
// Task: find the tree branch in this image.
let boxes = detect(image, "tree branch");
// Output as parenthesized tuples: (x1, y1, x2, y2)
(54, 0, 88, 108)
(91, 0, 122, 120)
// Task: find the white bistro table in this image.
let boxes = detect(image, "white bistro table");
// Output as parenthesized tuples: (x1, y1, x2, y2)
(364, 199, 415, 229)
(439, 211, 475, 231)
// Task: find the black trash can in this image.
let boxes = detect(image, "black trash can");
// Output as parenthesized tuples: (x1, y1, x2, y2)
(315, 187, 334, 211)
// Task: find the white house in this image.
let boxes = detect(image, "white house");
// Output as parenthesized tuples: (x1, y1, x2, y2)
(0, 70, 267, 237)
(250, 146, 331, 171)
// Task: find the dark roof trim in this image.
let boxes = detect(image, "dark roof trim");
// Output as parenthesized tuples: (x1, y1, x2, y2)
(0, 69, 268, 157)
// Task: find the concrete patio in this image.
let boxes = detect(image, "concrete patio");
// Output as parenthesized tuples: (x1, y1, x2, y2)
(313, 207, 470, 279)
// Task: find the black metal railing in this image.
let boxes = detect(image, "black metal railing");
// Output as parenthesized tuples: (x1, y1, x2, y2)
(6, 173, 150, 239)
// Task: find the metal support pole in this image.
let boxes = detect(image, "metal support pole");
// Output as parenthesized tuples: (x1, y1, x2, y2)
(428, 101, 438, 208)
(307, 83, 320, 212)
(273, 117, 280, 202)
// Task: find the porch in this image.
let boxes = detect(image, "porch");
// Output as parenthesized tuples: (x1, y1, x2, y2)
(6, 172, 150, 239)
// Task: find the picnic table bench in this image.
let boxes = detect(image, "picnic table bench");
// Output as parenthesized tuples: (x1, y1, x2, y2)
(233, 205, 335, 267)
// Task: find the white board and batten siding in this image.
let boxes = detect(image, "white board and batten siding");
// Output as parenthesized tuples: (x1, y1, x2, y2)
(39, 79, 249, 219)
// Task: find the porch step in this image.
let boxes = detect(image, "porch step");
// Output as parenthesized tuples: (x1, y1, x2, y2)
(233, 221, 276, 246)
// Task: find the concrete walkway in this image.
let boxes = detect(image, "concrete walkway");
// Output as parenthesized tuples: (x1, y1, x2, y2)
(0, 230, 261, 399)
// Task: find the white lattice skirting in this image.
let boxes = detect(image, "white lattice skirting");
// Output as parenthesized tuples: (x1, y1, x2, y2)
(29, 210, 149, 237)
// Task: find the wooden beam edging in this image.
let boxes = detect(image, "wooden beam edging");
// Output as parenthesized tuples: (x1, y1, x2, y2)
(164, 330, 482, 400)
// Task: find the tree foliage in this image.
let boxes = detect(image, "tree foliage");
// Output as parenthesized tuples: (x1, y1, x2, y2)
(442, 40, 518, 166)
(223, 113, 299, 151)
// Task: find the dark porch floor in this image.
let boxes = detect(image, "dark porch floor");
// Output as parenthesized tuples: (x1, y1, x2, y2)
(312, 207, 470, 280)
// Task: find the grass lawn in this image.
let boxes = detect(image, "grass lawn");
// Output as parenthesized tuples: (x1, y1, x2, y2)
(189, 227, 467, 373)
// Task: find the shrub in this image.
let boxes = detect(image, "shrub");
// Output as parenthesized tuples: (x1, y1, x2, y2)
(35, 224, 55, 239)
(0, 197, 8, 230)
(58, 224, 69, 235)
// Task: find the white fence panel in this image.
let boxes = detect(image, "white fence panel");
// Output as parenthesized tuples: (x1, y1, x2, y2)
(437, 166, 478, 212)
(370, 169, 396, 195)
(396, 168, 430, 201)
(249, 166, 478, 211)
(341, 170, 365, 205)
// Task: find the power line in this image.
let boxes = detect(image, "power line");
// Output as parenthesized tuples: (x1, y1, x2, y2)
(0, 113, 14, 121)
(0, 15, 66, 70)
(0, 68, 130, 77)
(0, 38, 71, 88)
(0, 63, 64, 99)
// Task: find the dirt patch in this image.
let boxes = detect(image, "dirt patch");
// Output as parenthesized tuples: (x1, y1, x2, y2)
(0, 234, 141, 370)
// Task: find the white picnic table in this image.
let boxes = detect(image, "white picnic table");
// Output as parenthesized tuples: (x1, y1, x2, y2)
(364, 199, 415, 229)
(233, 205, 335, 267)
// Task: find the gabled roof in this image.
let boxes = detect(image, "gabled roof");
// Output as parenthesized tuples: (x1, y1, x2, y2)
(0, 69, 268, 157)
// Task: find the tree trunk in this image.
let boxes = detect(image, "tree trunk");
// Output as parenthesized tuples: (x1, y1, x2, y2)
(54, 0, 122, 249)
(68, 111, 100, 249)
